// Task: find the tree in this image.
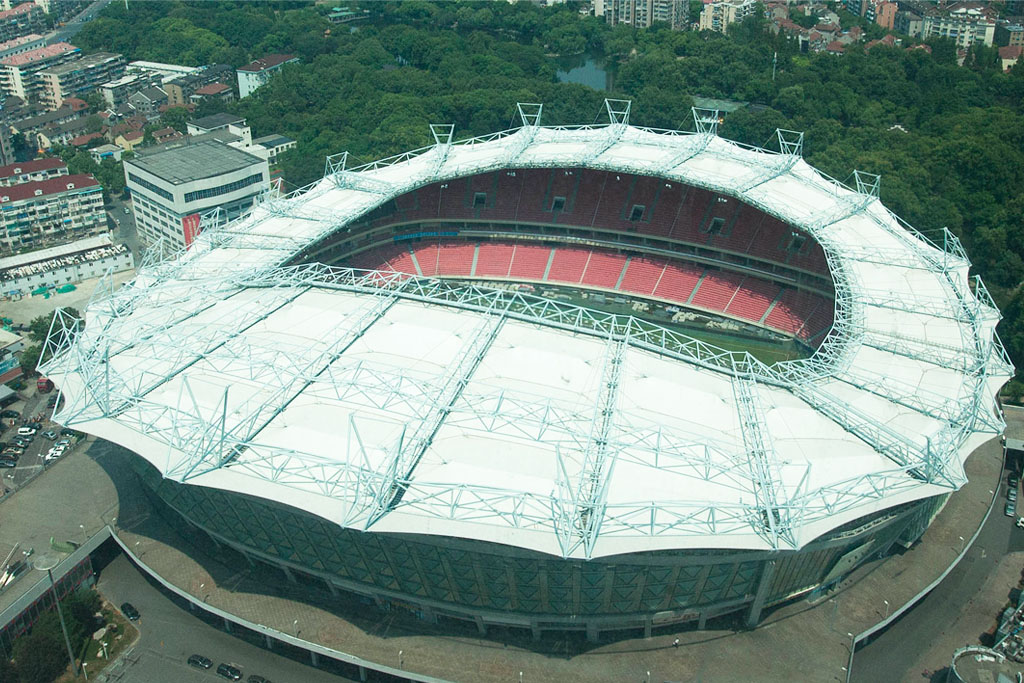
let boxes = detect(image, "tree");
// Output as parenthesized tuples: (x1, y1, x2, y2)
(27, 308, 79, 344)
(11, 613, 67, 683)
(160, 106, 191, 133)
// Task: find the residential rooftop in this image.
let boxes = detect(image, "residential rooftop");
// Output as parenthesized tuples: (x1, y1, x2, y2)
(190, 112, 245, 130)
(237, 54, 297, 73)
(0, 33, 42, 52)
(127, 139, 264, 185)
(0, 174, 99, 203)
(1, 42, 77, 67)
(0, 157, 66, 178)
(40, 51, 122, 76)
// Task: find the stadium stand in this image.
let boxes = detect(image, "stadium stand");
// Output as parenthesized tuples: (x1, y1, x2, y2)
(474, 242, 515, 277)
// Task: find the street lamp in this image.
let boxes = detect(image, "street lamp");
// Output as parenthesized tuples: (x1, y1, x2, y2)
(959, 535, 966, 552)
(292, 619, 298, 636)
(883, 600, 889, 619)
(399, 649, 404, 668)
(34, 554, 78, 677)
(79, 524, 86, 544)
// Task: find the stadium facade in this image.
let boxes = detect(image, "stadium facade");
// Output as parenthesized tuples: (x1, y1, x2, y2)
(42, 102, 1012, 639)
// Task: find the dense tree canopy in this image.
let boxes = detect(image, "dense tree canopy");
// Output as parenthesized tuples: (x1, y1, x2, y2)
(75, 1, 1024, 390)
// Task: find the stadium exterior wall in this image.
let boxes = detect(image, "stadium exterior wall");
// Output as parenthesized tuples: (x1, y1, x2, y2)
(131, 454, 945, 638)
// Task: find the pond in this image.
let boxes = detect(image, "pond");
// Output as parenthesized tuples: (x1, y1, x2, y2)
(555, 53, 613, 91)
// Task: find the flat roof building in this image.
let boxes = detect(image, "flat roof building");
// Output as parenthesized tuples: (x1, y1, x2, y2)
(253, 133, 295, 164)
(124, 139, 269, 248)
(38, 51, 125, 110)
(0, 232, 133, 295)
(0, 173, 104, 252)
(236, 53, 298, 98)
(99, 70, 161, 108)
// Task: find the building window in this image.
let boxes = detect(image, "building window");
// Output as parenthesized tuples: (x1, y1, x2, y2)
(473, 192, 487, 208)
(184, 173, 264, 203)
(706, 216, 726, 235)
(629, 204, 645, 221)
(127, 173, 173, 201)
(551, 196, 566, 212)
(788, 232, 807, 252)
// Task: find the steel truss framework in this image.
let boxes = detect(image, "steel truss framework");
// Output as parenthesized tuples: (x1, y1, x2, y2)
(41, 101, 1013, 560)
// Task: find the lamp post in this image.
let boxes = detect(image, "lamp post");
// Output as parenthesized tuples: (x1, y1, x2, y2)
(293, 619, 298, 637)
(79, 524, 86, 545)
(399, 649, 404, 668)
(883, 599, 889, 619)
(34, 554, 78, 677)
(959, 535, 966, 553)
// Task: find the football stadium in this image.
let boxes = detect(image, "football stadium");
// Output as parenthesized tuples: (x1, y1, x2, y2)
(40, 102, 1012, 640)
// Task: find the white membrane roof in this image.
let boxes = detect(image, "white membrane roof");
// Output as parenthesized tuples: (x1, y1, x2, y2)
(42, 115, 1012, 559)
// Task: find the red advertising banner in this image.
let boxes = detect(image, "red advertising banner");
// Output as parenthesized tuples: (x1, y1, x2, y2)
(182, 213, 202, 248)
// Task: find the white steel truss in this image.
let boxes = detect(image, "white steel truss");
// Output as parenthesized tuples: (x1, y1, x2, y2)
(39, 101, 1011, 559)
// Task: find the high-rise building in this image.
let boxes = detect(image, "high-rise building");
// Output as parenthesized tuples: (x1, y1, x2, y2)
(699, 0, 757, 33)
(0, 173, 105, 252)
(38, 52, 125, 110)
(920, 6, 996, 47)
(0, 41, 79, 102)
(236, 54, 298, 98)
(123, 139, 269, 248)
(604, 0, 687, 29)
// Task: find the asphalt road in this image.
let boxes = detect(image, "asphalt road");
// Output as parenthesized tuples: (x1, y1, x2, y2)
(47, 0, 113, 44)
(96, 554, 349, 683)
(852, 470, 1023, 682)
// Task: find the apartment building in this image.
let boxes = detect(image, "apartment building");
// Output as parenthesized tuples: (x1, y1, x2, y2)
(0, 157, 66, 186)
(922, 8, 995, 47)
(99, 71, 160, 108)
(0, 173, 105, 252)
(604, 0, 687, 29)
(164, 63, 233, 106)
(0, 234, 134, 294)
(124, 139, 269, 248)
(38, 51, 126, 110)
(0, 3, 42, 44)
(699, 0, 757, 33)
(0, 32, 42, 62)
(0, 42, 80, 102)
(236, 54, 298, 98)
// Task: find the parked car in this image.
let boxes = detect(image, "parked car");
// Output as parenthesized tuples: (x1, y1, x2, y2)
(16, 427, 35, 436)
(59, 429, 79, 438)
(41, 430, 57, 440)
(0, 409, 18, 419)
(55, 439, 71, 448)
(187, 654, 213, 669)
(1010, 475, 1019, 488)
(123, 206, 130, 214)
(247, 675, 270, 683)
(1010, 489, 1018, 502)
(120, 602, 140, 621)
(1006, 502, 1017, 517)
(216, 663, 242, 681)
(0, 459, 17, 468)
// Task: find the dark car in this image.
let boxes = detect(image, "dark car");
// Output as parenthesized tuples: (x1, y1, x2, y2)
(0, 458, 16, 468)
(120, 602, 140, 621)
(0, 410, 18, 419)
(247, 676, 270, 683)
(59, 428, 79, 437)
(216, 663, 242, 680)
(188, 654, 213, 669)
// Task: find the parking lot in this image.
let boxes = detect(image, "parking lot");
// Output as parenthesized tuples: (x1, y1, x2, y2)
(0, 386, 82, 495)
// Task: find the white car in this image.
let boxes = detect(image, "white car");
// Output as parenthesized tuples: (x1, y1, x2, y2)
(16, 427, 36, 436)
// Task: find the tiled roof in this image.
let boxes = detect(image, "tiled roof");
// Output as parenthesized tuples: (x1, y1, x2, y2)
(1, 42, 76, 67)
(0, 174, 99, 203)
(237, 54, 297, 73)
(194, 82, 230, 95)
(0, 157, 65, 178)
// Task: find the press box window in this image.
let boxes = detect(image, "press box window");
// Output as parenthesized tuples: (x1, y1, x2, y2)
(706, 217, 726, 235)
(629, 204, 645, 222)
(473, 192, 487, 208)
(788, 232, 807, 251)
(551, 196, 566, 212)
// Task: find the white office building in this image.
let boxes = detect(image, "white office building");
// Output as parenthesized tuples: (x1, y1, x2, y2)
(123, 139, 269, 248)
(0, 233, 134, 295)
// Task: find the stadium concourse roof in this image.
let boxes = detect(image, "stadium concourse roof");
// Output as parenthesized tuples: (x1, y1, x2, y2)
(41, 102, 1012, 560)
